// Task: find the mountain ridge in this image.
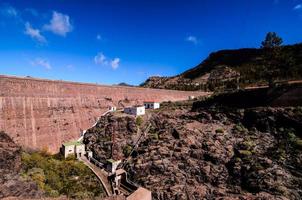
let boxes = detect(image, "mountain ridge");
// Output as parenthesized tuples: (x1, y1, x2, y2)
(141, 43, 302, 91)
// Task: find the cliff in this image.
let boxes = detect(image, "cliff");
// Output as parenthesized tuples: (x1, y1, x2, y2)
(0, 75, 208, 153)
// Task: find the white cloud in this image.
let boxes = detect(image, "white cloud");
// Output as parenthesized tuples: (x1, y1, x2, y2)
(294, 4, 302, 10)
(1, 5, 18, 17)
(94, 52, 120, 69)
(24, 22, 47, 44)
(0, 5, 23, 24)
(111, 58, 120, 69)
(94, 52, 108, 65)
(186, 35, 198, 45)
(96, 34, 102, 40)
(31, 58, 51, 70)
(44, 11, 73, 36)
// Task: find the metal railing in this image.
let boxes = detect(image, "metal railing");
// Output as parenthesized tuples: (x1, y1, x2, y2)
(88, 156, 105, 168)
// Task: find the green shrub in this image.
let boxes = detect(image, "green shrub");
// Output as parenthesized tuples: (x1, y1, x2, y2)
(234, 124, 243, 132)
(294, 139, 302, 150)
(151, 133, 159, 140)
(295, 107, 302, 115)
(44, 185, 60, 197)
(274, 148, 286, 161)
(238, 150, 252, 156)
(26, 167, 46, 189)
(215, 128, 224, 133)
(21, 151, 103, 198)
(73, 191, 94, 199)
(288, 132, 296, 142)
(65, 154, 76, 161)
(234, 123, 247, 133)
(276, 185, 288, 195)
(136, 116, 143, 127)
(123, 145, 133, 157)
(242, 140, 255, 150)
(281, 128, 302, 150)
(253, 163, 264, 170)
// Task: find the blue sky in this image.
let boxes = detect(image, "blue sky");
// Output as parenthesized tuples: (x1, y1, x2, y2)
(0, 0, 302, 85)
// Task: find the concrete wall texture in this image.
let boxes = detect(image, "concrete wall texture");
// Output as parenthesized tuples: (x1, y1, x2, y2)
(0, 75, 208, 153)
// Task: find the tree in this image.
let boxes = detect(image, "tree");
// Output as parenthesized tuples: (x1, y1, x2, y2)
(261, 32, 283, 87)
(135, 116, 143, 127)
(261, 32, 283, 49)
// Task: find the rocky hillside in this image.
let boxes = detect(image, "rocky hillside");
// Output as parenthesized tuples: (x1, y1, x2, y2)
(141, 43, 302, 91)
(0, 131, 43, 199)
(193, 82, 302, 108)
(84, 113, 139, 161)
(84, 102, 302, 199)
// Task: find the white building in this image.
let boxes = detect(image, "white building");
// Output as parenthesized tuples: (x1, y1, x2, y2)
(144, 101, 160, 109)
(124, 106, 145, 116)
(109, 106, 117, 111)
(87, 150, 93, 158)
(106, 159, 122, 174)
(62, 140, 85, 158)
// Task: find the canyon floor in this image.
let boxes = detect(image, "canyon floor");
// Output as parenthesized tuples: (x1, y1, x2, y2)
(84, 100, 302, 200)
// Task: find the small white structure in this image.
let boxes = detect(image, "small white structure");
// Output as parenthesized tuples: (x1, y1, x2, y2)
(62, 141, 85, 158)
(188, 96, 195, 100)
(106, 159, 122, 174)
(144, 101, 160, 109)
(124, 106, 145, 116)
(109, 106, 117, 111)
(114, 169, 126, 184)
(87, 150, 93, 158)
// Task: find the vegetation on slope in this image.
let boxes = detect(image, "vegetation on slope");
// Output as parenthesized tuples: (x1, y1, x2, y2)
(21, 151, 104, 199)
(142, 32, 302, 91)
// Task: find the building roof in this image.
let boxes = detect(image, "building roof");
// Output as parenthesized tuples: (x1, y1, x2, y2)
(143, 100, 159, 103)
(63, 140, 83, 146)
(125, 105, 144, 109)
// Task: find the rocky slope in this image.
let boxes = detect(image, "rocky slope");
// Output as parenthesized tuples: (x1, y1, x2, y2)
(84, 102, 302, 199)
(84, 113, 138, 161)
(0, 131, 43, 199)
(141, 43, 302, 91)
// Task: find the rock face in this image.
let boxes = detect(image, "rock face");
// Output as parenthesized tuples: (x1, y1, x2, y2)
(85, 104, 302, 199)
(84, 113, 138, 161)
(0, 75, 207, 153)
(0, 131, 43, 199)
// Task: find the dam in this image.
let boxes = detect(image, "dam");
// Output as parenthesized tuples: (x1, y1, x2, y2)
(0, 75, 208, 153)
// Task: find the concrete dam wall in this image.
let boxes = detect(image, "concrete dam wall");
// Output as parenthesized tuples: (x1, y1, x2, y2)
(0, 75, 208, 153)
